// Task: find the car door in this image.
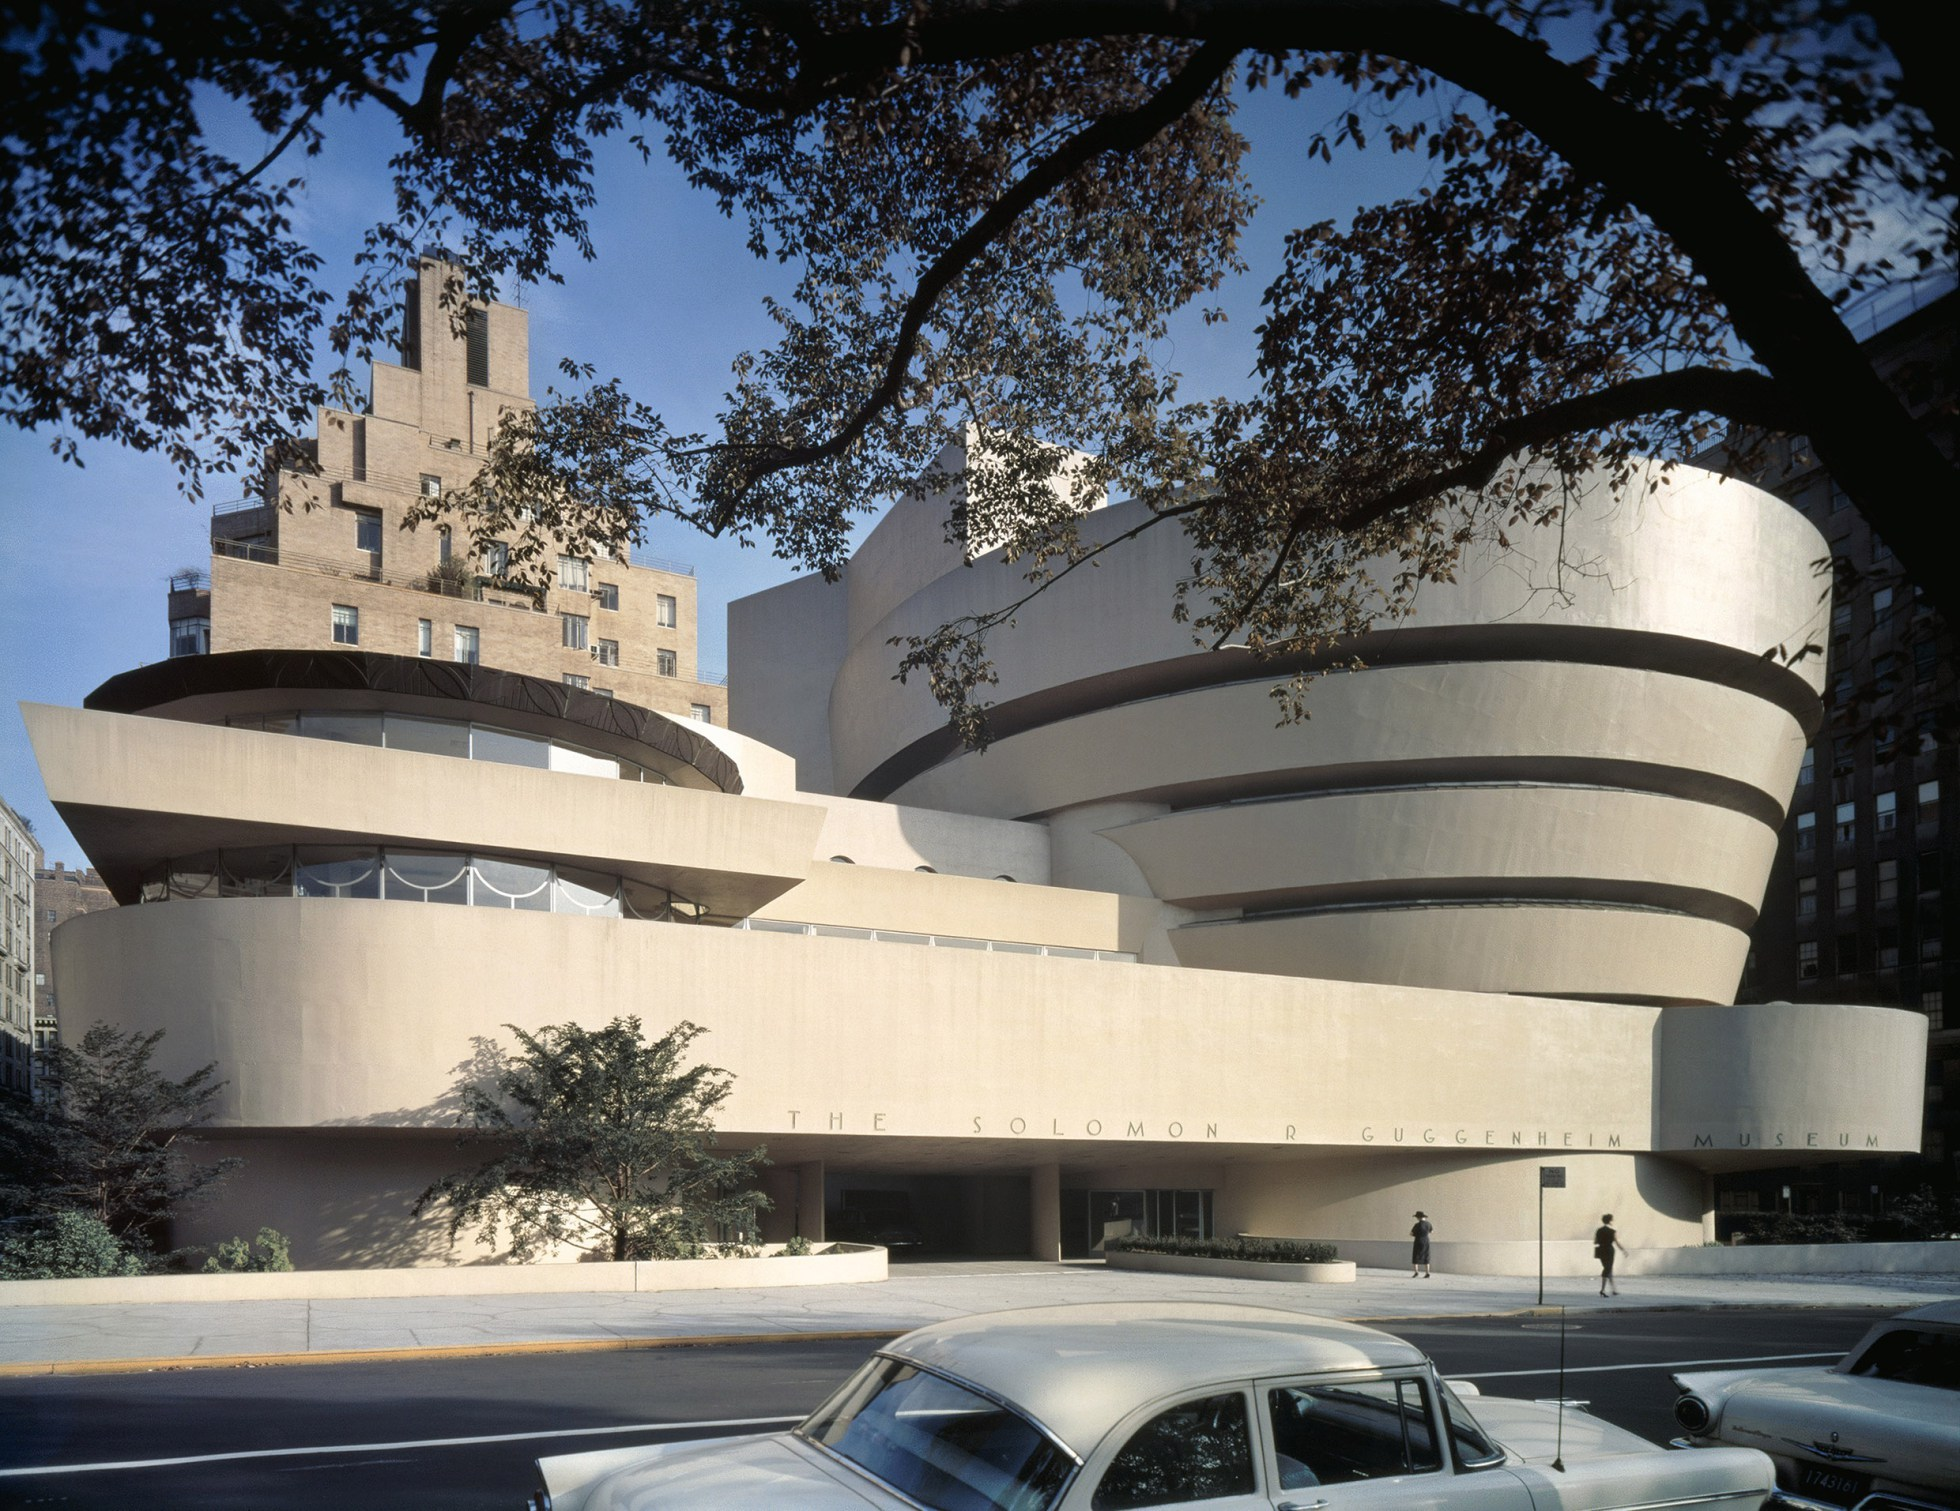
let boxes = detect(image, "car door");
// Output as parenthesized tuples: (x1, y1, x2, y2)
(1071, 1386, 1274, 1511)
(1251, 1370, 1534, 1511)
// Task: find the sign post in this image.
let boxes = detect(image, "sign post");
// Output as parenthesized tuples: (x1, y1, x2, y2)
(1538, 1166, 1566, 1305)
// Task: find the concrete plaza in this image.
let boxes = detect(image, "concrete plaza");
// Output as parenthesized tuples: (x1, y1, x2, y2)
(2, 1259, 1954, 1375)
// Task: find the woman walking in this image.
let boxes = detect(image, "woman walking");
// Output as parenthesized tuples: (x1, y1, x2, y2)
(1594, 1213, 1627, 1296)
(1410, 1210, 1433, 1278)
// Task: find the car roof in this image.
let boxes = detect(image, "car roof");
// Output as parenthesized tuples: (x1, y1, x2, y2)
(881, 1303, 1427, 1453)
(1898, 1299, 1960, 1327)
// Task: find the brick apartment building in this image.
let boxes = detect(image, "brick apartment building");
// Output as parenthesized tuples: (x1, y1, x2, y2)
(31, 861, 115, 1055)
(1722, 282, 1958, 1218)
(166, 256, 727, 724)
(1, 797, 42, 1096)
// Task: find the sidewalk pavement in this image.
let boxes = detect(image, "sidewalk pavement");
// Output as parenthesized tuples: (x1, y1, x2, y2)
(2, 1261, 1955, 1375)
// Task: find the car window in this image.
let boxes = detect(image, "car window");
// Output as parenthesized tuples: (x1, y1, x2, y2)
(1092, 1391, 1256, 1509)
(1439, 1383, 1506, 1469)
(1267, 1376, 1443, 1488)
(799, 1356, 1074, 1511)
(1846, 1328, 1960, 1390)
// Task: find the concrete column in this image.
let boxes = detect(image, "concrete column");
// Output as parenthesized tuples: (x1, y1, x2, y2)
(799, 1160, 826, 1242)
(1701, 1172, 1717, 1245)
(1030, 1163, 1061, 1262)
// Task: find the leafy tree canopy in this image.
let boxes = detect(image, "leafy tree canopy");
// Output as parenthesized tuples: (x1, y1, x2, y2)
(5, 1, 1953, 733)
(417, 1017, 771, 1262)
(0, 1023, 238, 1241)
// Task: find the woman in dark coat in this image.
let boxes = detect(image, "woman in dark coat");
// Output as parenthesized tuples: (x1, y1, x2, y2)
(1594, 1214, 1627, 1296)
(1410, 1211, 1433, 1278)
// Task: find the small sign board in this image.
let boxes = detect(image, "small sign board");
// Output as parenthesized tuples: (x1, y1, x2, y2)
(1540, 1166, 1567, 1188)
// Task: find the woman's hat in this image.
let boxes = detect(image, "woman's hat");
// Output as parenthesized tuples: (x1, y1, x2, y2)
(1414, 1210, 1427, 1219)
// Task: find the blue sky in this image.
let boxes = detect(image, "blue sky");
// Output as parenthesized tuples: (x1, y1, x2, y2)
(0, 81, 1426, 864)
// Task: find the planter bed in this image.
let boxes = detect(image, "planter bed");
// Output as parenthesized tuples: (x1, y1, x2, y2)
(1104, 1249, 1357, 1284)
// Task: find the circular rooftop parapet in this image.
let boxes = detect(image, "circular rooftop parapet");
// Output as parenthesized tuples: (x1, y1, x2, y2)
(84, 649, 743, 794)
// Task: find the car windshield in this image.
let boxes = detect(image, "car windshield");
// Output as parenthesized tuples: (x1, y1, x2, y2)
(799, 1356, 1074, 1511)
(1845, 1327, 1960, 1390)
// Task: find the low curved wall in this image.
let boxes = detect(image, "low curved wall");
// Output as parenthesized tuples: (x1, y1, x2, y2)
(0, 1243, 887, 1307)
(1106, 1250, 1356, 1283)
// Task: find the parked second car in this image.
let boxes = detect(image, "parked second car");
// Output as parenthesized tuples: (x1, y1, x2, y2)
(1672, 1298, 1960, 1511)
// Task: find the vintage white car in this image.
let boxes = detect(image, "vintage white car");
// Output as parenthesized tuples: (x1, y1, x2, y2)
(530, 1302, 1775, 1510)
(1672, 1298, 1960, 1511)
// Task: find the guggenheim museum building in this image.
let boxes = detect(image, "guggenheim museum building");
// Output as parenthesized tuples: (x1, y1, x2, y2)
(24, 436, 1927, 1271)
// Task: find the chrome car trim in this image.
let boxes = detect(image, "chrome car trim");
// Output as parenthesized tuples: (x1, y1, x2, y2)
(1598, 1491, 1772, 1511)
(1768, 1493, 1850, 1511)
(1782, 1437, 1883, 1464)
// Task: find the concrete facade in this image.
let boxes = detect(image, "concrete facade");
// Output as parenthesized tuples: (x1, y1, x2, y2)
(170, 257, 726, 725)
(23, 447, 1930, 1268)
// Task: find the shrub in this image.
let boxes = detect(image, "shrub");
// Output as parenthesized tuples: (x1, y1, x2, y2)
(1105, 1233, 1338, 1265)
(0, 1211, 149, 1279)
(201, 1228, 295, 1273)
(779, 1235, 813, 1257)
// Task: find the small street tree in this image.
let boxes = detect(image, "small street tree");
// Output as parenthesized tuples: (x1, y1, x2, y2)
(417, 1017, 770, 1263)
(0, 1023, 239, 1244)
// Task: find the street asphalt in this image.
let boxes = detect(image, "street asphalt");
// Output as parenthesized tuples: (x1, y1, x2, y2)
(0, 1305, 1903, 1510)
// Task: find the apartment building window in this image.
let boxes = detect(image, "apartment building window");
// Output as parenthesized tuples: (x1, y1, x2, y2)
(1830, 600, 1853, 646)
(1874, 653, 1900, 694)
(1835, 801, 1856, 846)
(1837, 933, 1859, 974)
(1832, 735, 1856, 778)
(1918, 711, 1941, 754)
(1877, 789, 1897, 833)
(1830, 481, 1850, 513)
(417, 619, 432, 658)
(1878, 858, 1899, 904)
(1796, 811, 1817, 855)
(1796, 875, 1818, 918)
(656, 648, 677, 677)
(1798, 940, 1819, 980)
(454, 625, 479, 664)
(169, 617, 211, 658)
(1926, 991, 1945, 1031)
(561, 613, 589, 651)
(420, 474, 442, 498)
(596, 582, 619, 611)
(1923, 929, 1943, 964)
(1831, 667, 1854, 710)
(466, 307, 489, 387)
(438, 526, 452, 563)
(1836, 867, 1857, 912)
(690, 703, 712, 723)
(1923, 851, 1944, 896)
(1877, 926, 1899, 970)
(559, 556, 589, 592)
(594, 639, 619, 667)
(331, 604, 359, 646)
(1872, 586, 1893, 629)
(483, 540, 509, 576)
(1919, 779, 1941, 828)
(1875, 723, 1899, 764)
(1913, 640, 1938, 685)
(354, 509, 382, 553)
(656, 594, 677, 628)
(563, 674, 591, 690)
(1798, 746, 1815, 786)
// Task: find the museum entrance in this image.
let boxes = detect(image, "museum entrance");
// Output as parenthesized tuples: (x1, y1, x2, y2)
(824, 1171, 1033, 1258)
(1060, 1188, 1214, 1258)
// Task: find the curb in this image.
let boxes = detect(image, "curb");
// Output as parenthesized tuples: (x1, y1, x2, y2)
(0, 1328, 909, 1379)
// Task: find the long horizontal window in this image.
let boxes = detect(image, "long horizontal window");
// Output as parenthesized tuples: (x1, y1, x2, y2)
(138, 847, 705, 923)
(735, 917, 1136, 963)
(221, 710, 672, 785)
